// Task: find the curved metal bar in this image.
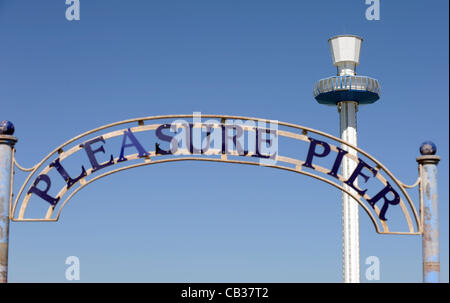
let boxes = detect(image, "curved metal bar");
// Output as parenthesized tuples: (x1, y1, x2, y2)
(14, 158, 37, 172)
(58, 158, 415, 235)
(400, 177, 421, 189)
(418, 164, 424, 229)
(31, 150, 389, 233)
(11, 114, 421, 233)
(9, 148, 16, 218)
(15, 156, 385, 234)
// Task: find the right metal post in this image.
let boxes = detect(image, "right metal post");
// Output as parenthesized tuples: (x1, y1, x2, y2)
(416, 141, 440, 283)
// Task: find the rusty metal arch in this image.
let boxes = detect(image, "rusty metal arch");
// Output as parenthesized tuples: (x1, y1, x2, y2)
(10, 114, 422, 235)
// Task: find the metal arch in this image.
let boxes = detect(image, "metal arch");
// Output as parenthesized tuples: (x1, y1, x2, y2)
(18, 124, 394, 232)
(54, 157, 412, 235)
(10, 114, 422, 234)
(14, 145, 392, 232)
(13, 155, 389, 233)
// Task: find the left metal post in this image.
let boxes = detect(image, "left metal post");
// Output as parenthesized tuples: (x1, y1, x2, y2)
(0, 121, 17, 283)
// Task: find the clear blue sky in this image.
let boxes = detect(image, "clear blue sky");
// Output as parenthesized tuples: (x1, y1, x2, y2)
(1, 0, 448, 282)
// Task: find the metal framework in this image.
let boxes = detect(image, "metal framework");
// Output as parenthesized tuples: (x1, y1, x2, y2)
(10, 115, 422, 235)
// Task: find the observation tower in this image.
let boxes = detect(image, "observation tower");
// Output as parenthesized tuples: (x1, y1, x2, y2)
(313, 35, 381, 283)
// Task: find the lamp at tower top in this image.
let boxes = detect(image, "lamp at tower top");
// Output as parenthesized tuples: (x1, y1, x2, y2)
(328, 35, 363, 76)
(313, 35, 380, 106)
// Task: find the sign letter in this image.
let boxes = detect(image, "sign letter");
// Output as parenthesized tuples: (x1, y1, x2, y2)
(367, 182, 400, 220)
(27, 174, 60, 206)
(344, 159, 377, 196)
(327, 147, 348, 178)
(50, 158, 87, 189)
(155, 124, 175, 155)
(81, 136, 114, 173)
(303, 138, 331, 169)
(118, 129, 149, 162)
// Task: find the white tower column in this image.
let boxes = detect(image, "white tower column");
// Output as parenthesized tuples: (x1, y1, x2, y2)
(339, 101, 360, 283)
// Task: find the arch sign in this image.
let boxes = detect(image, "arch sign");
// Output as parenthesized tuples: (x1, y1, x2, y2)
(9, 114, 421, 235)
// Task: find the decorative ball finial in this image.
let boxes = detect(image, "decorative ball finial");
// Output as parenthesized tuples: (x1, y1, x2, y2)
(0, 120, 15, 135)
(420, 141, 437, 155)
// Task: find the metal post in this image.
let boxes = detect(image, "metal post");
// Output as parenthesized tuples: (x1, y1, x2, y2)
(339, 101, 360, 283)
(0, 121, 17, 283)
(417, 141, 440, 283)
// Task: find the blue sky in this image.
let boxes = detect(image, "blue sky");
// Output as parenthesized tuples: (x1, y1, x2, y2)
(1, 0, 448, 282)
